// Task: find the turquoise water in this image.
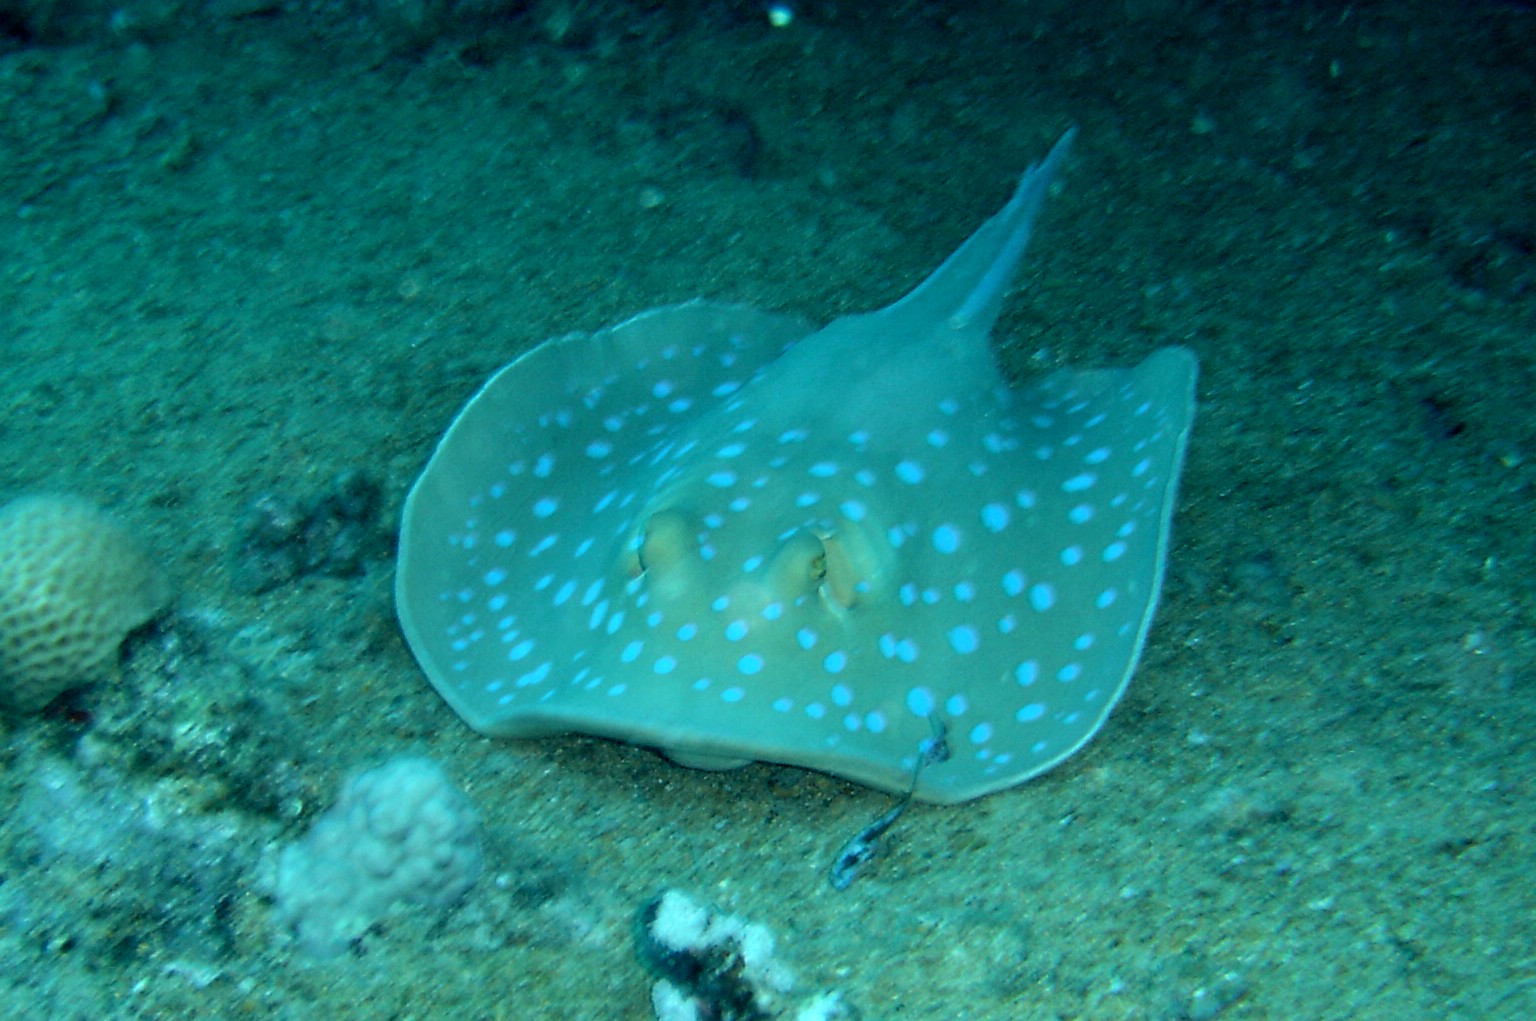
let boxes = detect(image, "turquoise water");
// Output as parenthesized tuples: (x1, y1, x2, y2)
(1, 1, 1532, 1018)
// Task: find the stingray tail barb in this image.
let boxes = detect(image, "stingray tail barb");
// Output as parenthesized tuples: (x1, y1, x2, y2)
(883, 126, 1076, 337)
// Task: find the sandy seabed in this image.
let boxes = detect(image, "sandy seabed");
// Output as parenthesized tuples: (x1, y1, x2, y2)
(0, 1, 1532, 1018)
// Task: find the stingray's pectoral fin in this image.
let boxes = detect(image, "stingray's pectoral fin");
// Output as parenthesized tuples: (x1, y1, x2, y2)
(661, 747, 752, 771)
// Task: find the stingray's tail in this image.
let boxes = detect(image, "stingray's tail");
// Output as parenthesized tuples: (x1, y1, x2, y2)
(884, 127, 1075, 336)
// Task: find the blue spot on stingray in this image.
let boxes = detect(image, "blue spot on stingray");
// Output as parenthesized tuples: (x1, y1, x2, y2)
(947, 625, 980, 654)
(1003, 569, 1025, 596)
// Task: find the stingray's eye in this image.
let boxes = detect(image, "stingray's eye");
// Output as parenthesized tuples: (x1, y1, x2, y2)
(817, 515, 893, 612)
(765, 531, 828, 602)
(818, 533, 864, 611)
(768, 530, 861, 613)
(623, 529, 645, 577)
(636, 509, 697, 575)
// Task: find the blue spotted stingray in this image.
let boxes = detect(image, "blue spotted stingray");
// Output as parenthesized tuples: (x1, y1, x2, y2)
(396, 130, 1198, 803)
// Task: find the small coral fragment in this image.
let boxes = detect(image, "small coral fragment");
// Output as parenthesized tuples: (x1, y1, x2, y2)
(269, 756, 482, 958)
(636, 890, 852, 1021)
